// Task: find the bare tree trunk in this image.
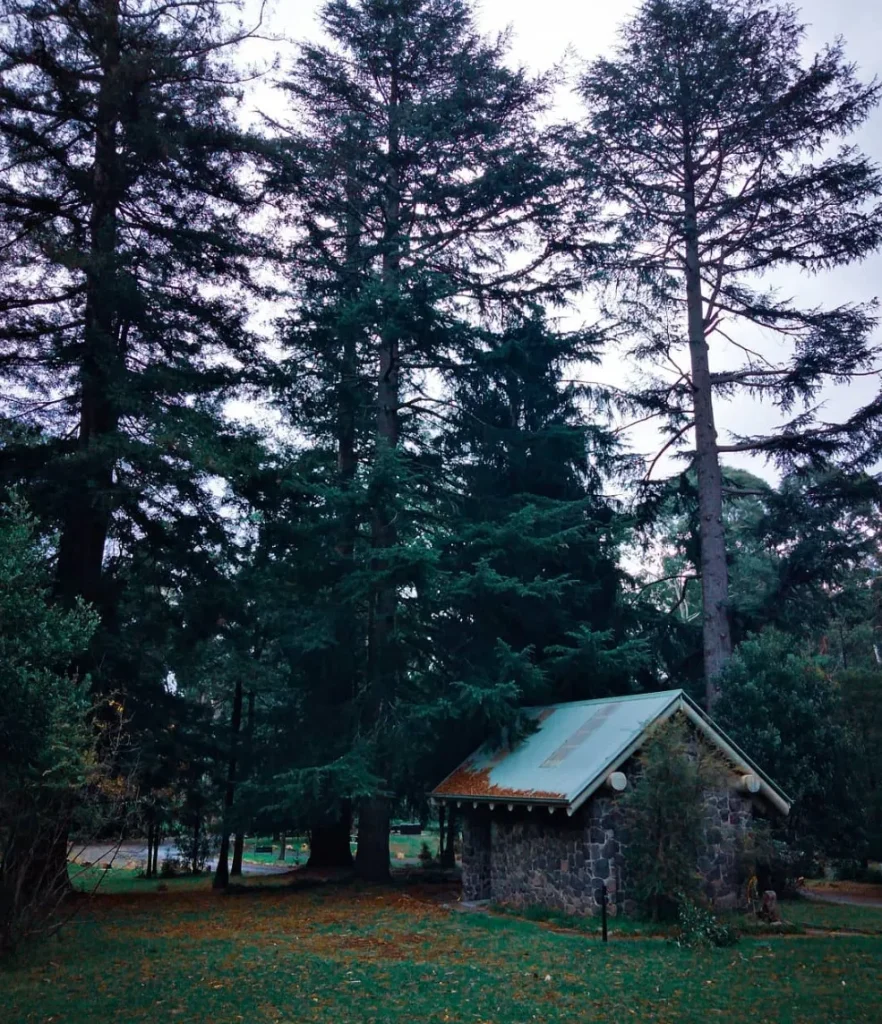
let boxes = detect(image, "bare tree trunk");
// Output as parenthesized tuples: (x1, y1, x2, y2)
(355, 797, 391, 882)
(191, 817, 200, 876)
(440, 807, 457, 869)
(213, 676, 244, 890)
(437, 803, 446, 862)
(307, 802, 354, 869)
(230, 691, 253, 878)
(278, 835, 286, 862)
(683, 152, 732, 710)
(151, 827, 159, 877)
(356, 62, 401, 885)
(145, 817, 154, 879)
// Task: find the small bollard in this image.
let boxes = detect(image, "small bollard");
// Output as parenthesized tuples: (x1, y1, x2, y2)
(596, 882, 608, 942)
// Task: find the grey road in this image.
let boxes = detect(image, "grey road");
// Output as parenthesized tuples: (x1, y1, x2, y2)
(69, 841, 294, 876)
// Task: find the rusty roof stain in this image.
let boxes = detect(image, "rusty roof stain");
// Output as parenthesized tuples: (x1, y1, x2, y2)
(433, 765, 565, 801)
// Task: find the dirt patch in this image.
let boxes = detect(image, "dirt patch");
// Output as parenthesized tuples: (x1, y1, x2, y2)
(89, 880, 458, 951)
(804, 881, 882, 906)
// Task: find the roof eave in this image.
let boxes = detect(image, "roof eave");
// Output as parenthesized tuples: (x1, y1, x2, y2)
(678, 695, 792, 816)
(431, 793, 568, 808)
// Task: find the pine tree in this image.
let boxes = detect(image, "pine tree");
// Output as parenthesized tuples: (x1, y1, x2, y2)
(0, 0, 273, 888)
(0, 0, 271, 622)
(405, 312, 648, 795)
(272, 0, 569, 879)
(574, 0, 882, 706)
(439, 312, 645, 700)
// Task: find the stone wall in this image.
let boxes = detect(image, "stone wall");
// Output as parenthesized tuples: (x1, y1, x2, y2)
(699, 789, 753, 909)
(459, 779, 753, 916)
(461, 812, 491, 900)
(486, 798, 632, 916)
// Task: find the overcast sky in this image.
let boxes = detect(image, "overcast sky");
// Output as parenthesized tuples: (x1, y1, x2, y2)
(246, 0, 882, 485)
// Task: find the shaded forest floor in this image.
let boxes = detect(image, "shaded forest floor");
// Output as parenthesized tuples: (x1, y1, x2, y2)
(4, 877, 882, 1023)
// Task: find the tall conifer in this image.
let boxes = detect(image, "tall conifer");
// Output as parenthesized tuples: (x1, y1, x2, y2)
(273, 0, 569, 878)
(574, 0, 882, 706)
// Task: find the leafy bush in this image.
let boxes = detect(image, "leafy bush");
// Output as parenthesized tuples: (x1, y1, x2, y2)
(159, 857, 181, 879)
(0, 497, 100, 954)
(715, 630, 861, 858)
(172, 824, 216, 874)
(834, 861, 882, 885)
(621, 716, 726, 920)
(674, 895, 738, 948)
(738, 820, 816, 898)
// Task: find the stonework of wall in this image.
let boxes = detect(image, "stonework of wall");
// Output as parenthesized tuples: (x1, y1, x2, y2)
(460, 779, 754, 916)
(487, 797, 632, 916)
(699, 789, 753, 909)
(462, 814, 491, 901)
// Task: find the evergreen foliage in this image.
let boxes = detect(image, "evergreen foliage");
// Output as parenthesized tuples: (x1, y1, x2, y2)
(0, 0, 272, 628)
(0, 496, 98, 950)
(716, 630, 861, 858)
(0, 0, 879, 923)
(575, 0, 882, 703)
(639, 466, 882, 689)
(622, 716, 726, 919)
(268, 0, 574, 878)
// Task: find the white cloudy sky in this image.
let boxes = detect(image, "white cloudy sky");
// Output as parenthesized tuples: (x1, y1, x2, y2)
(242, 0, 882, 485)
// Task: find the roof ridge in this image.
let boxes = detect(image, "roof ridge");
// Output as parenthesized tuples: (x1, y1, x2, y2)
(525, 688, 683, 711)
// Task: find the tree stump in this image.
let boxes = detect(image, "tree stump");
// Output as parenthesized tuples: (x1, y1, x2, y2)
(759, 890, 782, 923)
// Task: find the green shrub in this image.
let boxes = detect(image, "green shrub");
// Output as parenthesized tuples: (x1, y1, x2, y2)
(621, 716, 726, 920)
(0, 497, 100, 954)
(674, 895, 738, 948)
(835, 861, 882, 885)
(159, 857, 181, 879)
(715, 630, 862, 859)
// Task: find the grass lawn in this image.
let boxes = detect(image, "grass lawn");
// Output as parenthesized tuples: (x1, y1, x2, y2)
(240, 831, 440, 866)
(4, 879, 881, 1024)
(781, 898, 882, 935)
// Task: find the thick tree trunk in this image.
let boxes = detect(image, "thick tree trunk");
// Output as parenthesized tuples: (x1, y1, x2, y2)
(307, 802, 354, 869)
(213, 834, 230, 888)
(355, 796, 391, 882)
(356, 67, 401, 885)
(151, 828, 159, 877)
(230, 690, 254, 878)
(55, 0, 121, 611)
(683, 159, 732, 710)
(42, 0, 123, 902)
(278, 835, 286, 862)
(230, 833, 244, 877)
(213, 677, 244, 890)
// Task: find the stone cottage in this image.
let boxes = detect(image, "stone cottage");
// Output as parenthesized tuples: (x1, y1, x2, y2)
(431, 690, 790, 916)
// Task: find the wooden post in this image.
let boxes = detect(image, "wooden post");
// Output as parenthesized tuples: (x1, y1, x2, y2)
(601, 883, 608, 943)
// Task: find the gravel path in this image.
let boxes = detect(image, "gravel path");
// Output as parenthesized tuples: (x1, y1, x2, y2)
(70, 841, 293, 876)
(801, 888, 882, 908)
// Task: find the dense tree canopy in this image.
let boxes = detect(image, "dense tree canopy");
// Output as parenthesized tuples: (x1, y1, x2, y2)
(0, 0, 880, 926)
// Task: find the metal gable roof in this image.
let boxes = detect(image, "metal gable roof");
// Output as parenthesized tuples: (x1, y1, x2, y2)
(432, 689, 791, 816)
